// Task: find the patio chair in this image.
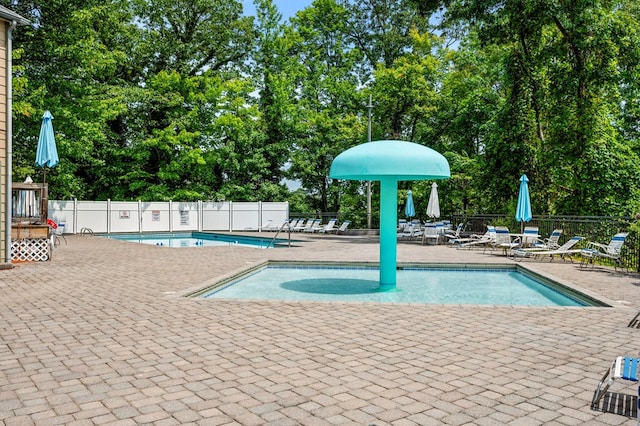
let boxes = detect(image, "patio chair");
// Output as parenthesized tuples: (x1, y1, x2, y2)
(579, 232, 629, 270)
(317, 218, 337, 233)
(487, 226, 519, 255)
(398, 220, 422, 239)
(444, 222, 464, 243)
(526, 229, 563, 250)
(591, 356, 640, 414)
(284, 218, 301, 231)
(333, 220, 351, 234)
(47, 218, 67, 247)
(456, 225, 496, 249)
(421, 223, 440, 245)
(303, 219, 322, 233)
(513, 236, 583, 262)
(293, 218, 314, 232)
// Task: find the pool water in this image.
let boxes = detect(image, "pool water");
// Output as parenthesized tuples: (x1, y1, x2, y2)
(104, 232, 283, 249)
(199, 264, 602, 306)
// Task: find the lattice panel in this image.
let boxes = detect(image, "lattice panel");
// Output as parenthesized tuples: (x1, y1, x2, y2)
(12, 238, 51, 262)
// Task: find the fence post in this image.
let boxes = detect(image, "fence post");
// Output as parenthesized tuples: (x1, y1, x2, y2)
(138, 200, 142, 233)
(169, 200, 173, 232)
(229, 201, 233, 232)
(73, 198, 78, 235)
(107, 199, 111, 234)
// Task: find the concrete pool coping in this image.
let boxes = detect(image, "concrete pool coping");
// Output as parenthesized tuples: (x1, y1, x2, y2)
(3, 231, 640, 425)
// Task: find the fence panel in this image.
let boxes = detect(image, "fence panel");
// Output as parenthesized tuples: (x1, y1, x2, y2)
(140, 202, 171, 233)
(202, 202, 231, 231)
(48, 200, 289, 234)
(109, 201, 141, 233)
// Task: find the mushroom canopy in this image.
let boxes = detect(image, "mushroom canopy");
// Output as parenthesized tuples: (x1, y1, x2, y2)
(330, 140, 450, 181)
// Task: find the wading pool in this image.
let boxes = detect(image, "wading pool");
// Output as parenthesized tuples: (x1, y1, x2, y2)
(192, 262, 607, 307)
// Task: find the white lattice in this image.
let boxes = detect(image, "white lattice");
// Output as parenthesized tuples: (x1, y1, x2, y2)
(12, 238, 51, 262)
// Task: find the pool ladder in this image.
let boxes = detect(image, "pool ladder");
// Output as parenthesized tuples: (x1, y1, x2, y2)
(269, 220, 292, 248)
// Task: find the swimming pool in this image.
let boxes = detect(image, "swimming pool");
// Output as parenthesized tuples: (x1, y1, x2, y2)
(192, 262, 606, 306)
(103, 232, 287, 249)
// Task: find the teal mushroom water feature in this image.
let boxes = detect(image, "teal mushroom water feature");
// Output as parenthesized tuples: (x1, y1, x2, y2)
(330, 140, 450, 291)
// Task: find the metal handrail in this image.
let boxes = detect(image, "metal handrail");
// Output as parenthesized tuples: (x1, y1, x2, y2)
(269, 221, 291, 248)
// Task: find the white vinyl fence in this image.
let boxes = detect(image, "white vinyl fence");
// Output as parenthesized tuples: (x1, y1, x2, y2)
(48, 200, 289, 234)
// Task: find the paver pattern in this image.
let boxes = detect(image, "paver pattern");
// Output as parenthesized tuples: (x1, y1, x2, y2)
(2, 232, 640, 425)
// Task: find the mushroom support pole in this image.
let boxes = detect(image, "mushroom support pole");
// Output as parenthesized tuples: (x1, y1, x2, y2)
(379, 178, 398, 290)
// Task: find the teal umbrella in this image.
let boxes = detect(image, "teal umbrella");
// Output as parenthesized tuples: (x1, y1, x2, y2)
(404, 190, 415, 219)
(35, 110, 58, 183)
(515, 174, 532, 233)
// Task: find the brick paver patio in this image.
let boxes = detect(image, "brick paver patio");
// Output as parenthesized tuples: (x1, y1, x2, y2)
(2, 232, 640, 425)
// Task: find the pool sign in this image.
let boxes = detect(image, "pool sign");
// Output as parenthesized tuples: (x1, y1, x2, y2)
(119, 210, 130, 219)
(152, 210, 160, 221)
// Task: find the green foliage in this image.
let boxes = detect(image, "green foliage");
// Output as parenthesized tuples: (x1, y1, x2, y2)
(4, 0, 640, 223)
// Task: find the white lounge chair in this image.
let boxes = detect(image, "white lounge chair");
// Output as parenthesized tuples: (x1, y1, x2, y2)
(318, 218, 337, 233)
(580, 232, 628, 270)
(333, 220, 351, 234)
(398, 221, 422, 239)
(489, 226, 520, 255)
(513, 236, 583, 261)
(421, 223, 440, 245)
(302, 219, 321, 233)
(293, 218, 314, 232)
(444, 223, 464, 243)
(456, 225, 496, 249)
(526, 229, 563, 250)
(284, 218, 301, 231)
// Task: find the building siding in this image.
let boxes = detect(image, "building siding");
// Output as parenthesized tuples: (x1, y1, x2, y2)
(0, 22, 6, 262)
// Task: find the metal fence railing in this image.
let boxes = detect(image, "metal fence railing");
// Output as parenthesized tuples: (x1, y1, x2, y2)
(452, 214, 638, 272)
(291, 212, 639, 271)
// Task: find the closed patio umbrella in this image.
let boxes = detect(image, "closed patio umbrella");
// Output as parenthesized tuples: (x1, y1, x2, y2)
(515, 174, 532, 233)
(404, 190, 415, 219)
(426, 182, 440, 219)
(35, 110, 59, 183)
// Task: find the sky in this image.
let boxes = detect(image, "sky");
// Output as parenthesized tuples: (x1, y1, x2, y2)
(241, 0, 315, 21)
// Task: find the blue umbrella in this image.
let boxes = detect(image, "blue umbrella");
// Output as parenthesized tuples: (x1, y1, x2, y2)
(404, 190, 415, 219)
(515, 174, 532, 233)
(35, 110, 59, 183)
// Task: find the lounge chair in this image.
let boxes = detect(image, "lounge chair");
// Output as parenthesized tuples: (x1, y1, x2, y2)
(264, 219, 289, 232)
(333, 220, 351, 234)
(304, 219, 322, 233)
(591, 356, 639, 411)
(444, 223, 464, 243)
(284, 218, 301, 231)
(513, 226, 540, 248)
(456, 225, 496, 249)
(421, 223, 440, 245)
(488, 226, 520, 255)
(398, 221, 422, 239)
(317, 218, 337, 233)
(513, 236, 583, 261)
(527, 229, 563, 250)
(580, 232, 629, 270)
(293, 218, 314, 232)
